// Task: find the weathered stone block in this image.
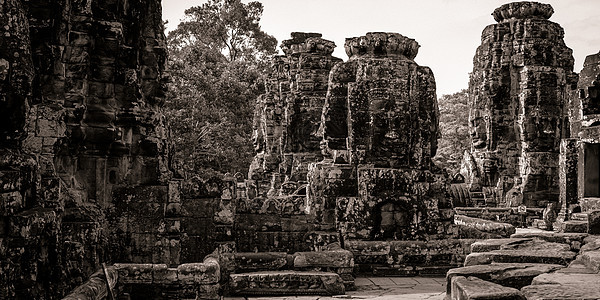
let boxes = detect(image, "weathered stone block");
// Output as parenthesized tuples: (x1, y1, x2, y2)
(115, 263, 154, 284)
(177, 260, 220, 285)
(586, 210, 600, 234)
(293, 249, 354, 269)
(464, 249, 576, 267)
(446, 263, 563, 294)
(450, 276, 526, 300)
(229, 271, 345, 296)
(233, 252, 292, 272)
(454, 215, 516, 237)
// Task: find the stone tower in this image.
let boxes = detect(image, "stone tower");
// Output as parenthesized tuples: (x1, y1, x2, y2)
(309, 32, 451, 241)
(240, 33, 342, 252)
(462, 1, 577, 208)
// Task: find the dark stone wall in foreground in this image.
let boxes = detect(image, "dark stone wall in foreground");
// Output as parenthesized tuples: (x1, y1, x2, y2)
(0, 0, 173, 298)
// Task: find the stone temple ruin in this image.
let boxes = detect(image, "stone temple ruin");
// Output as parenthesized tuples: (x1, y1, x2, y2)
(1, 1, 600, 300)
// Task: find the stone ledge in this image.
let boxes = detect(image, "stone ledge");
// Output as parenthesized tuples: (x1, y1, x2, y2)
(229, 271, 345, 296)
(470, 238, 531, 253)
(450, 276, 526, 300)
(522, 284, 600, 300)
(454, 215, 515, 237)
(446, 263, 563, 294)
(114, 258, 220, 285)
(464, 249, 576, 266)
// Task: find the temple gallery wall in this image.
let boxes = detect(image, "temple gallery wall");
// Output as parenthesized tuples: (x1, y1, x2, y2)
(1, 1, 600, 299)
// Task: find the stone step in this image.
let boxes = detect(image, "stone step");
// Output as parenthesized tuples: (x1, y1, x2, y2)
(450, 276, 525, 300)
(446, 263, 563, 294)
(464, 249, 576, 267)
(229, 271, 345, 296)
(510, 232, 587, 250)
(465, 238, 577, 267)
(558, 220, 588, 233)
(521, 272, 600, 299)
(570, 213, 589, 221)
(470, 238, 531, 253)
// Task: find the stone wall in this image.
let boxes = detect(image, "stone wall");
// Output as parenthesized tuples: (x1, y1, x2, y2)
(462, 2, 578, 209)
(560, 51, 600, 218)
(0, 0, 173, 298)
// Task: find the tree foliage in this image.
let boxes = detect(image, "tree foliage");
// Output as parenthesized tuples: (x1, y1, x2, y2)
(165, 0, 277, 180)
(434, 89, 470, 175)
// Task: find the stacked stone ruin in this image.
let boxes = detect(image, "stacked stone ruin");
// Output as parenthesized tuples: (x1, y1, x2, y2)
(461, 1, 578, 209)
(0, 0, 175, 298)
(310, 32, 451, 241)
(1, 0, 600, 299)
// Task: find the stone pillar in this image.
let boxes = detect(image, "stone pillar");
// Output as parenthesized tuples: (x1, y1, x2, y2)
(559, 138, 579, 221)
(463, 1, 577, 208)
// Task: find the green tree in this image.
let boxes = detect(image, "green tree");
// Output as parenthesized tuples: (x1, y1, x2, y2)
(165, 0, 277, 180)
(434, 89, 470, 175)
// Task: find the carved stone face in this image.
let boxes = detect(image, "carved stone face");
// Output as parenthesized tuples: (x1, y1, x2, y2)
(470, 112, 489, 150)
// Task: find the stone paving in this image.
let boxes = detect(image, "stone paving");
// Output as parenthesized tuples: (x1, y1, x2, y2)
(224, 276, 446, 300)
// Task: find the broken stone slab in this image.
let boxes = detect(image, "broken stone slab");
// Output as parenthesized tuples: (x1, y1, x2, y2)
(229, 271, 345, 296)
(114, 263, 154, 284)
(177, 259, 220, 285)
(531, 272, 600, 285)
(450, 276, 526, 300)
(233, 252, 293, 272)
(510, 232, 587, 251)
(579, 249, 600, 273)
(446, 263, 563, 294)
(293, 249, 354, 269)
(464, 249, 576, 266)
(454, 215, 516, 238)
(558, 220, 588, 233)
(556, 258, 599, 274)
(470, 238, 532, 253)
(522, 284, 600, 300)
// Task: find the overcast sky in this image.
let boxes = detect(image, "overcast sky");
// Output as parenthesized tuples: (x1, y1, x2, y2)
(162, 0, 600, 96)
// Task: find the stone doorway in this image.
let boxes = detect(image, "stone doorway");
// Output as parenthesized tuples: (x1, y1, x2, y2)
(584, 143, 600, 197)
(371, 200, 413, 240)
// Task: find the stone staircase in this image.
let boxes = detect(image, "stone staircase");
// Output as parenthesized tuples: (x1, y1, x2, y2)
(444, 232, 600, 300)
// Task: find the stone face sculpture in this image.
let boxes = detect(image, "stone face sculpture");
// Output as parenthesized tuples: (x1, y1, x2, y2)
(462, 1, 577, 208)
(310, 32, 450, 241)
(248, 33, 342, 196)
(240, 33, 342, 252)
